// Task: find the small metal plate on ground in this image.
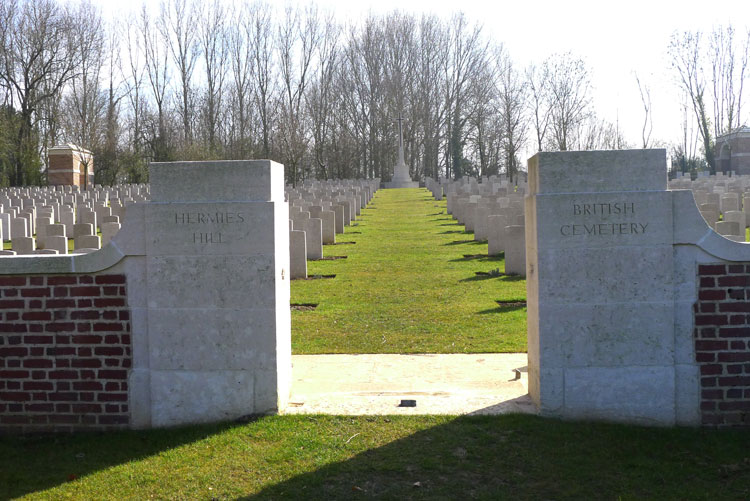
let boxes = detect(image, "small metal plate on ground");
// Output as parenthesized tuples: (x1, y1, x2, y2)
(398, 399, 417, 407)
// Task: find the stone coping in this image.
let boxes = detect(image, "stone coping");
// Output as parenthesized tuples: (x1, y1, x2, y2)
(0, 242, 124, 274)
(673, 189, 750, 261)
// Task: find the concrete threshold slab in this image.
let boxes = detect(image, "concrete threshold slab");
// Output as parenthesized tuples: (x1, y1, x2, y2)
(284, 353, 536, 416)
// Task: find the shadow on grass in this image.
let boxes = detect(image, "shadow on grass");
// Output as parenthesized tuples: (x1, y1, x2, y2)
(450, 254, 503, 262)
(444, 239, 482, 246)
(0, 419, 248, 499)
(247, 414, 750, 500)
(477, 304, 527, 314)
(439, 222, 461, 226)
(459, 273, 524, 283)
(5, 413, 750, 499)
(459, 274, 497, 282)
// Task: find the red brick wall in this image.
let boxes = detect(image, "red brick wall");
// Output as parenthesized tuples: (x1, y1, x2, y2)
(0, 274, 131, 432)
(695, 263, 750, 426)
(48, 154, 75, 186)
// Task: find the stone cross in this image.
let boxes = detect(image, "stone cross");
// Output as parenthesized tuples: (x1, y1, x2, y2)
(384, 111, 418, 188)
(394, 113, 406, 167)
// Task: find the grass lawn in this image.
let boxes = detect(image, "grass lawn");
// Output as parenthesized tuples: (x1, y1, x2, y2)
(2, 414, 749, 499)
(291, 188, 526, 354)
(3, 190, 750, 500)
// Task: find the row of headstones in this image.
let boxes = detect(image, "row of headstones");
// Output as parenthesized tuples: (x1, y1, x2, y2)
(669, 175, 750, 242)
(0, 184, 149, 255)
(425, 173, 528, 201)
(285, 179, 380, 278)
(429, 176, 528, 276)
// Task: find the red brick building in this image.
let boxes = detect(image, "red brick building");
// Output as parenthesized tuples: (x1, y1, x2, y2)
(716, 126, 750, 175)
(48, 144, 94, 188)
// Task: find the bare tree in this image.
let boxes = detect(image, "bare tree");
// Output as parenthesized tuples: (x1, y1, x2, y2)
(0, 0, 81, 185)
(413, 14, 449, 180)
(496, 48, 527, 182)
(198, 0, 228, 154)
(122, 12, 146, 155)
(709, 25, 749, 137)
(35, 77, 62, 179)
(250, 1, 276, 158)
(98, 18, 125, 185)
(351, 15, 388, 179)
(384, 12, 419, 180)
(466, 56, 498, 177)
(635, 72, 653, 148)
(576, 113, 628, 150)
(160, 0, 199, 145)
(546, 53, 592, 151)
(673, 92, 703, 174)
(306, 12, 339, 179)
(277, 4, 320, 186)
(228, 2, 253, 158)
(140, 4, 171, 161)
(669, 31, 714, 172)
(7, 2, 703, 187)
(64, 1, 106, 153)
(443, 13, 488, 179)
(741, 29, 750, 128)
(337, 21, 376, 179)
(526, 63, 550, 152)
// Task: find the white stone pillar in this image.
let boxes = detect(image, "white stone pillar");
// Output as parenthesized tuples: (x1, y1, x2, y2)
(143, 160, 291, 427)
(526, 150, 678, 425)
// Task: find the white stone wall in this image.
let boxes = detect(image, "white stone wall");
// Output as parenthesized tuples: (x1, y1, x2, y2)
(0, 160, 292, 429)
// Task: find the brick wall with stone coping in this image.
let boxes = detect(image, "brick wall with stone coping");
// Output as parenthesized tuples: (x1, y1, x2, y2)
(695, 263, 750, 426)
(0, 274, 131, 432)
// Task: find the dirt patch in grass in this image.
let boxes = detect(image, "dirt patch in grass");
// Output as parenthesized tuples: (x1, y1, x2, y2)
(291, 303, 318, 311)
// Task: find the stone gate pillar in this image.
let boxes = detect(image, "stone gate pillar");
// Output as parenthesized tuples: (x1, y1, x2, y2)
(139, 160, 290, 426)
(525, 150, 681, 425)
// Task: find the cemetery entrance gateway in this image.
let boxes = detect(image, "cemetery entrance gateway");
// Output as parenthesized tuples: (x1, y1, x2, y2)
(5, 152, 750, 430)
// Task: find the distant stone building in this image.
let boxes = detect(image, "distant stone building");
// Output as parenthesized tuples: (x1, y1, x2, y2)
(716, 126, 750, 175)
(48, 143, 94, 187)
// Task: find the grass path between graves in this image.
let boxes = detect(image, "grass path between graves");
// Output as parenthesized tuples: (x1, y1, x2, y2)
(3, 414, 749, 500)
(291, 188, 526, 354)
